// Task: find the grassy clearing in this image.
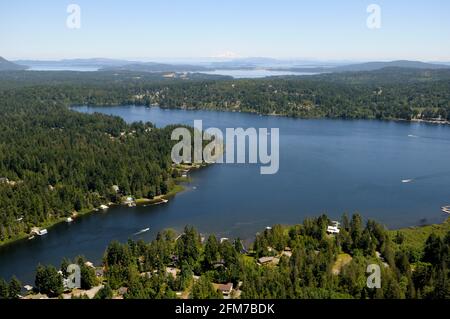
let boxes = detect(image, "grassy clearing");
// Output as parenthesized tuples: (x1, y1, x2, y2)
(332, 253, 353, 275)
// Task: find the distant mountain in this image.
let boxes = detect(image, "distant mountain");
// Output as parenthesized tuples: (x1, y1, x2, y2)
(0, 57, 28, 71)
(15, 58, 132, 68)
(100, 62, 209, 73)
(272, 60, 450, 74)
(333, 60, 450, 72)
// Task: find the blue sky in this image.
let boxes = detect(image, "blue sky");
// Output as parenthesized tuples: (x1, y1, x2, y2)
(0, 0, 449, 61)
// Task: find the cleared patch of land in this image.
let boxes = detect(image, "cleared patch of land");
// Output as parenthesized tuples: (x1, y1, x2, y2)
(332, 253, 353, 275)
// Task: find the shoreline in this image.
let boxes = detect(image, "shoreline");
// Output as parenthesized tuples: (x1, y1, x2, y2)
(0, 163, 205, 249)
(75, 104, 450, 127)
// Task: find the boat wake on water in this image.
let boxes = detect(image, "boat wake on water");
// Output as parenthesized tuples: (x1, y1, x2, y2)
(402, 171, 450, 184)
(134, 228, 150, 236)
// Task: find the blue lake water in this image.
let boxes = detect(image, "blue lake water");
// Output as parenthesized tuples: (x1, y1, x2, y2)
(1, 105, 450, 284)
(201, 69, 317, 78)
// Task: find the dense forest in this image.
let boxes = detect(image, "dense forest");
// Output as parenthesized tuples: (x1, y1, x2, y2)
(1, 68, 449, 120)
(1, 214, 448, 299)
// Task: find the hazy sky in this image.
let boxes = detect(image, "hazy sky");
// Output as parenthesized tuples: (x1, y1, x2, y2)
(1, 0, 449, 61)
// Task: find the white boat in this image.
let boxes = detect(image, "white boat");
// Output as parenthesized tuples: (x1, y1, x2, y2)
(37, 229, 48, 236)
(402, 179, 413, 183)
(99, 204, 109, 210)
(66, 217, 73, 223)
(28, 235, 35, 240)
(442, 206, 450, 214)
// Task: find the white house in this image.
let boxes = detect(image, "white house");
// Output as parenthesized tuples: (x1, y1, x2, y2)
(327, 226, 340, 234)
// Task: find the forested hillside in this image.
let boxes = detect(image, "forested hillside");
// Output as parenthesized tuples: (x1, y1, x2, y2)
(0, 88, 183, 244)
(1, 68, 449, 120)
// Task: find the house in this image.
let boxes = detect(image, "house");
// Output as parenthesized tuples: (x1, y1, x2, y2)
(215, 283, 233, 298)
(327, 226, 340, 234)
(84, 261, 95, 268)
(123, 196, 136, 207)
(112, 185, 120, 193)
(258, 256, 279, 266)
(24, 285, 33, 291)
(331, 221, 341, 228)
(0, 177, 9, 184)
(220, 238, 229, 244)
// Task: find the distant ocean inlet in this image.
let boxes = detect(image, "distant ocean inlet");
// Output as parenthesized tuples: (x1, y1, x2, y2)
(1, 105, 450, 284)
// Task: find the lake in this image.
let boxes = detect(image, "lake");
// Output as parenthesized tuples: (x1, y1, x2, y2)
(1, 105, 450, 284)
(201, 69, 317, 78)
